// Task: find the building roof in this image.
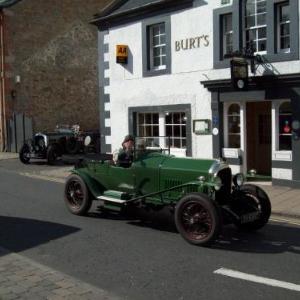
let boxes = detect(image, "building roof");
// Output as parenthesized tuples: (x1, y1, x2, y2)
(0, 0, 21, 8)
(91, 0, 193, 27)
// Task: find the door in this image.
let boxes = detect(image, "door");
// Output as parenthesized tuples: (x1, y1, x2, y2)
(246, 101, 271, 175)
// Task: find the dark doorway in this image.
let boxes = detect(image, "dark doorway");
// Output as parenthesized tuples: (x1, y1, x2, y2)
(246, 101, 271, 175)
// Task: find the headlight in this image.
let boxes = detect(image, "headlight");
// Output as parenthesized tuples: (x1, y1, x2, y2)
(198, 176, 205, 182)
(213, 175, 222, 191)
(233, 173, 244, 187)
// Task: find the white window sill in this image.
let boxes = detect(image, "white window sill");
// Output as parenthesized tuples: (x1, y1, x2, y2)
(170, 148, 186, 157)
(222, 148, 240, 159)
(272, 151, 292, 161)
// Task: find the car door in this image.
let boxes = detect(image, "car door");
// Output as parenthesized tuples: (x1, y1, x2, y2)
(106, 165, 135, 193)
(133, 153, 167, 196)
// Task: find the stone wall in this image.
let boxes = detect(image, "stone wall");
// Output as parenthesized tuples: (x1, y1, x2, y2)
(5, 0, 110, 131)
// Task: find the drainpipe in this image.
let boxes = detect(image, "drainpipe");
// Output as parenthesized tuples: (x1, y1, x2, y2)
(0, 11, 6, 152)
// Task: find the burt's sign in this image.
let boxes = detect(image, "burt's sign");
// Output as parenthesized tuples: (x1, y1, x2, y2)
(175, 35, 210, 52)
(116, 45, 128, 64)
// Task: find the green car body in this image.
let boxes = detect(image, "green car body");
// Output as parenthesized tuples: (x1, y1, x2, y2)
(64, 147, 271, 246)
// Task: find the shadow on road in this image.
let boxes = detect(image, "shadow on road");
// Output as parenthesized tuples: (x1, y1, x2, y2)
(88, 207, 177, 234)
(213, 223, 300, 254)
(87, 209, 300, 253)
(0, 216, 80, 255)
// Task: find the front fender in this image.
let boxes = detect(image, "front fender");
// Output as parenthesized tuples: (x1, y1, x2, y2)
(70, 169, 105, 199)
(232, 184, 270, 202)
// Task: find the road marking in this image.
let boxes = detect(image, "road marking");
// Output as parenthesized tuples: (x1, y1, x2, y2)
(270, 217, 300, 227)
(214, 268, 300, 292)
(18, 172, 65, 183)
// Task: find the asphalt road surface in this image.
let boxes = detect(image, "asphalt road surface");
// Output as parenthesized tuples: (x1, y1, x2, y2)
(0, 164, 300, 300)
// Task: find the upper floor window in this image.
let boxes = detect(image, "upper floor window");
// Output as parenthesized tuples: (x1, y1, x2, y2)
(222, 13, 233, 57)
(245, 0, 267, 52)
(142, 16, 171, 77)
(277, 2, 290, 53)
(278, 102, 292, 151)
(149, 23, 166, 71)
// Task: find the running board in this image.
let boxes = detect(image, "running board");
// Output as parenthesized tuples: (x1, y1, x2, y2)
(97, 195, 127, 204)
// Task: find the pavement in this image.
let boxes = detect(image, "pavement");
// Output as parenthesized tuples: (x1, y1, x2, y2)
(1, 151, 300, 299)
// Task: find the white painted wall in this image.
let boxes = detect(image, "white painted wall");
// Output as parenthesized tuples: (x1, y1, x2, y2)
(104, 0, 300, 165)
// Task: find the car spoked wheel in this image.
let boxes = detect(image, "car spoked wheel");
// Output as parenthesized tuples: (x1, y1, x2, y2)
(175, 193, 221, 246)
(64, 175, 92, 215)
(181, 202, 213, 240)
(19, 145, 31, 164)
(66, 180, 84, 208)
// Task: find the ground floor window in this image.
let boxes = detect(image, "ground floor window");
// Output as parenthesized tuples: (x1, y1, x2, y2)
(278, 101, 292, 150)
(165, 112, 187, 148)
(137, 111, 187, 149)
(226, 103, 241, 148)
(137, 113, 159, 137)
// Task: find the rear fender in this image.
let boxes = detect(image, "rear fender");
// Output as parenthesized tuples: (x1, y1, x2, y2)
(71, 169, 105, 199)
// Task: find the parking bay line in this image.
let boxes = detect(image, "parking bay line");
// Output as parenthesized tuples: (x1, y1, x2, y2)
(214, 268, 300, 292)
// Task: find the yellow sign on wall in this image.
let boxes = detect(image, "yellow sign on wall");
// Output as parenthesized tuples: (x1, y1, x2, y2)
(116, 45, 128, 64)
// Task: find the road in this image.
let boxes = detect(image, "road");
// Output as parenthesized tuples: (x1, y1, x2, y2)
(0, 161, 300, 299)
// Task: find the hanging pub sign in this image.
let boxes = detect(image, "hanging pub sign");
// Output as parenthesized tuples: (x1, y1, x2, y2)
(116, 45, 128, 64)
(230, 57, 249, 90)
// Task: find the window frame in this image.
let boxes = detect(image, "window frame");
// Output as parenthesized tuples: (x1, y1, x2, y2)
(165, 112, 187, 149)
(225, 103, 242, 149)
(149, 23, 167, 71)
(277, 101, 292, 151)
(221, 13, 233, 58)
(276, 1, 290, 53)
(137, 112, 159, 137)
(129, 104, 192, 156)
(213, 0, 299, 69)
(244, 0, 267, 54)
(142, 16, 171, 77)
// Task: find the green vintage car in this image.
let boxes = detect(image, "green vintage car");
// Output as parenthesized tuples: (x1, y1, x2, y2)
(64, 137, 271, 246)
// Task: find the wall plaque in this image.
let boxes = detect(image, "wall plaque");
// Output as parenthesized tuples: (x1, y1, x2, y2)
(193, 119, 211, 135)
(116, 45, 128, 64)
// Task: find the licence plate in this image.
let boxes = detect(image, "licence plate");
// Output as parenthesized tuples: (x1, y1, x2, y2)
(240, 211, 261, 224)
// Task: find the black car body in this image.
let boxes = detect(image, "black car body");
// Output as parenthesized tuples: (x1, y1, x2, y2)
(19, 127, 99, 165)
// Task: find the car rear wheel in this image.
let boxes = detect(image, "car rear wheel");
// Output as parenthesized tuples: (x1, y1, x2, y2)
(175, 193, 221, 246)
(64, 174, 92, 215)
(47, 144, 60, 165)
(19, 145, 31, 164)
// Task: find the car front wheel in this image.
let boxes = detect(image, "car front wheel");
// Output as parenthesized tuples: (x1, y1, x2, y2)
(64, 174, 92, 215)
(233, 184, 271, 231)
(19, 145, 31, 164)
(175, 193, 221, 246)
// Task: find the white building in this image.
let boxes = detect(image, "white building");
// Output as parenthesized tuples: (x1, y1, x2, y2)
(92, 0, 300, 187)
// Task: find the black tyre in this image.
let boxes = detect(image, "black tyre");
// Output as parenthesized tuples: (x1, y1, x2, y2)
(233, 184, 271, 231)
(47, 144, 60, 165)
(64, 174, 92, 215)
(66, 137, 80, 154)
(19, 145, 31, 164)
(175, 193, 221, 246)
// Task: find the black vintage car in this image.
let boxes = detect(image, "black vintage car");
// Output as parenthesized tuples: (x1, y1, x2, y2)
(19, 126, 99, 165)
